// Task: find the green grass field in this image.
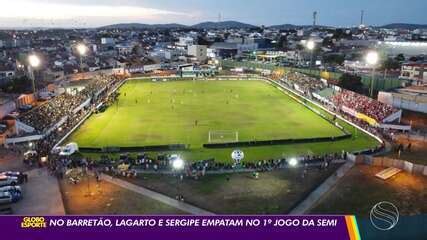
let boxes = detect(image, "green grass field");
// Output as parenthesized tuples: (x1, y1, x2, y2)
(70, 79, 379, 163)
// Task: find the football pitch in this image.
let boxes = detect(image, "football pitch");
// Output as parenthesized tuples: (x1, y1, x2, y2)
(70, 79, 379, 162)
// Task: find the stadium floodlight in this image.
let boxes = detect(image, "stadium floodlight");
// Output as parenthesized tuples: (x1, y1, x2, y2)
(306, 40, 315, 74)
(365, 51, 379, 65)
(306, 40, 315, 51)
(365, 51, 379, 97)
(28, 54, 40, 94)
(172, 157, 185, 170)
(76, 43, 88, 72)
(28, 54, 40, 68)
(288, 158, 298, 167)
(77, 43, 88, 56)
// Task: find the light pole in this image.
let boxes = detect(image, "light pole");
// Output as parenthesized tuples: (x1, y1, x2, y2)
(77, 43, 88, 72)
(28, 54, 40, 94)
(172, 157, 185, 200)
(288, 158, 298, 168)
(306, 40, 315, 76)
(366, 51, 379, 97)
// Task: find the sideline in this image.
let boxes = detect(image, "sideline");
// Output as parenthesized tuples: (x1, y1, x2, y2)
(130, 159, 346, 175)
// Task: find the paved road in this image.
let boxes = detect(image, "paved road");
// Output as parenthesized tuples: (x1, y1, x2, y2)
(13, 168, 65, 215)
(100, 173, 214, 215)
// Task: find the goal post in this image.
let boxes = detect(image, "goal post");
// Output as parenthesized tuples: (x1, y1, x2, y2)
(208, 130, 239, 143)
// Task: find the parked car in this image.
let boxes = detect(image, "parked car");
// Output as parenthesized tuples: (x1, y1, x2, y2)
(0, 192, 13, 205)
(0, 186, 22, 202)
(0, 172, 27, 184)
(0, 207, 13, 215)
(0, 186, 22, 194)
(0, 175, 18, 187)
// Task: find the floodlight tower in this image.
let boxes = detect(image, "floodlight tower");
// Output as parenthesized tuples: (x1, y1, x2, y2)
(365, 51, 379, 97)
(288, 158, 298, 167)
(28, 54, 40, 94)
(172, 157, 184, 171)
(172, 157, 185, 200)
(77, 43, 88, 72)
(313, 11, 317, 28)
(306, 40, 315, 75)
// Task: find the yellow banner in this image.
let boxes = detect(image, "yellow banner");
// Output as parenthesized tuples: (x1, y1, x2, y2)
(356, 113, 378, 126)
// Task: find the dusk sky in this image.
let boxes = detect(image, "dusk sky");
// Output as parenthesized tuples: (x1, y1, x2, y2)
(0, 0, 426, 28)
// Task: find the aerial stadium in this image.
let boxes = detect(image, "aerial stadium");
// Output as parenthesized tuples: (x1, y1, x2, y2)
(1, 7, 427, 239)
(1, 1, 427, 239)
(69, 76, 379, 163)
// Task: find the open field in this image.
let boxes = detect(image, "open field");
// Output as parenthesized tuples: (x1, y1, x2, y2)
(386, 135, 427, 165)
(70, 79, 379, 162)
(59, 176, 185, 215)
(310, 165, 427, 216)
(125, 164, 341, 214)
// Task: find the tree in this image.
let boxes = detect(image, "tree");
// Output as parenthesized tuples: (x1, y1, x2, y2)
(382, 58, 401, 70)
(131, 45, 143, 56)
(395, 53, 405, 62)
(1, 76, 32, 93)
(323, 54, 345, 66)
(197, 36, 210, 46)
(322, 37, 333, 47)
(276, 35, 288, 50)
(338, 73, 364, 93)
(409, 56, 424, 62)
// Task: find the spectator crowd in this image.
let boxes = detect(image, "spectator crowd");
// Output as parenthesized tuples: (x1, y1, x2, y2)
(17, 74, 126, 160)
(278, 71, 397, 124)
(283, 72, 326, 95)
(330, 89, 397, 122)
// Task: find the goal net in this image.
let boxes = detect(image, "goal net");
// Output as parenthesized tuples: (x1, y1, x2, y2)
(208, 130, 239, 143)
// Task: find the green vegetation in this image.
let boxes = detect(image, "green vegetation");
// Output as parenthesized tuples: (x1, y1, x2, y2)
(70, 79, 379, 163)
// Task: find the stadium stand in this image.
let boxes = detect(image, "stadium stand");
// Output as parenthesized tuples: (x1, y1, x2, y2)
(330, 89, 398, 123)
(14, 74, 126, 158)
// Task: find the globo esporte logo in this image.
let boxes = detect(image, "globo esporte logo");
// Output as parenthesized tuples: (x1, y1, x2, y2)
(370, 201, 399, 231)
(21, 216, 47, 228)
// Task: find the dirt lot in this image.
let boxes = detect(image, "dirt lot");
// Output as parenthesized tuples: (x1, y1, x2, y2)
(126, 164, 341, 214)
(59, 175, 186, 215)
(310, 165, 427, 217)
(386, 135, 427, 165)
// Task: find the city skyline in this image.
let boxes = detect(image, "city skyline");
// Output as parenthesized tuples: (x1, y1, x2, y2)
(0, 0, 426, 28)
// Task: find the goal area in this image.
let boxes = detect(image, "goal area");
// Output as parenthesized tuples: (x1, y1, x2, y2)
(208, 130, 239, 143)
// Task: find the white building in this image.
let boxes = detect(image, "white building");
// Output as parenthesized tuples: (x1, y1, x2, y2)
(0, 66, 15, 85)
(177, 37, 194, 47)
(101, 38, 115, 45)
(115, 44, 133, 55)
(188, 45, 207, 62)
(165, 49, 184, 61)
(400, 62, 427, 84)
(379, 87, 427, 114)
